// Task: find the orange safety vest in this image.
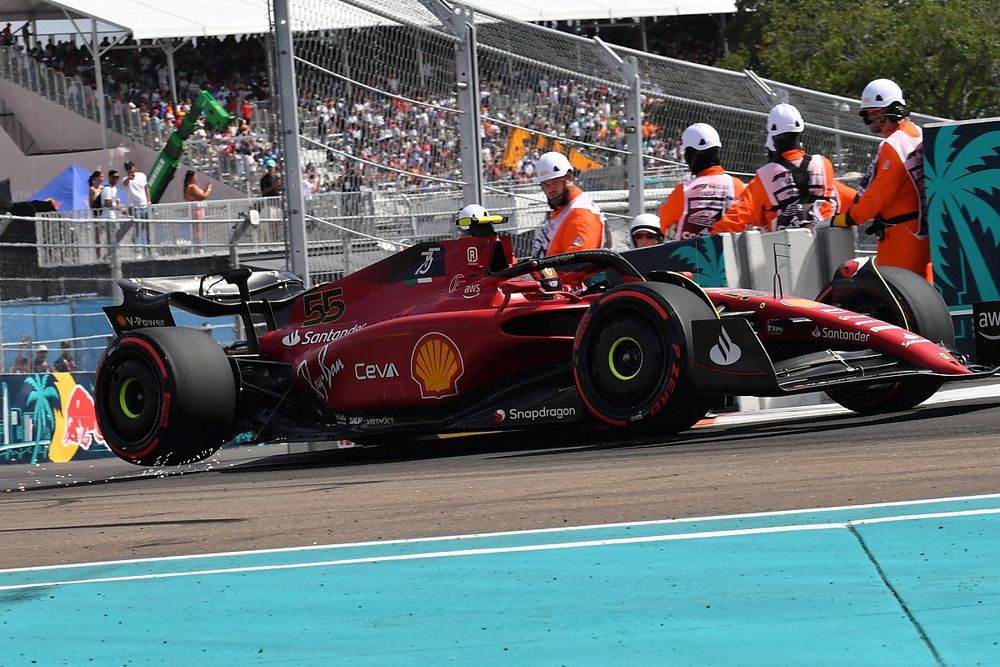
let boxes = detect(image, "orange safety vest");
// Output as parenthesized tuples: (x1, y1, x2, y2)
(847, 121, 929, 278)
(659, 166, 745, 240)
(714, 149, 851, 233)
(532, 185, 607, 258)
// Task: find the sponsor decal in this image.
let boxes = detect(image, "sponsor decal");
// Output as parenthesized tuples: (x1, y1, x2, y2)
(416, 247, 441, 275)
(282, 323, 366, 347)
(811, 327, 871, 343)
(354, 362, 399, 380)
(979, 308, 1000, 341)
(295, 347, 344, 401)
(116, 314, 167, 328)
(448, 275, 481, 299)
(348, 415, 394, 427)
(467, 247, 479, 264)
(869, 325, 900, 332)
(709, 326, 742, 366)
(779, 298, 823, 309)
(820, 307, 846, 314)
(497, 406, 577, 422)
(838, 314, 869, 321)
(901, 338, 931, 348)
(60, 384, 106, 452)
(411, 332, 464, 399)
(648, 344, 682, 417)
(766, 322, 784, 335)
(301, 287, 346, 326)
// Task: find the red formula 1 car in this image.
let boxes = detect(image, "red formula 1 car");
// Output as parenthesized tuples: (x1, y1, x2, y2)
(95, 219, 998, 466)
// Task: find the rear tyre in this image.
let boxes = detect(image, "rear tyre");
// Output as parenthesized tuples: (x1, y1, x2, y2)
(95, 327, 237, 466)
(573, 282, 716, 436)
(822, 265, 951, 414)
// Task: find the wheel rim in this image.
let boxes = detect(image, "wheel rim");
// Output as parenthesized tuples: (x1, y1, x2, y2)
(608, 336, 642, 380)
(584, 306, 669, 412)
(104, 355, 162, 450)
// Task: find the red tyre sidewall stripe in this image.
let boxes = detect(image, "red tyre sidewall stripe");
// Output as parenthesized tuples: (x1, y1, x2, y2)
(574, 288, 672, 426)
(104, 335, 170, 461)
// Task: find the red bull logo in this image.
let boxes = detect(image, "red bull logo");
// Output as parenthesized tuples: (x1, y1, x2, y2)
(62, 384, 105, 449)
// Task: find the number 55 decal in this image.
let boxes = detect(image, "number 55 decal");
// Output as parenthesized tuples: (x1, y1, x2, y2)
(302, 287, 346, 326)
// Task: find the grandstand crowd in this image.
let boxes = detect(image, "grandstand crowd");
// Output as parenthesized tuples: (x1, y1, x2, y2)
(3, 13, 723, 202)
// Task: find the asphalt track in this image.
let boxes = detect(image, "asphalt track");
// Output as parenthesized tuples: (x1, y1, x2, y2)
(2, 384, 1000, 664)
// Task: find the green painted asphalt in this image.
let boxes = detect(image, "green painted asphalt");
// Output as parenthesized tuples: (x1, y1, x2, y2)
(2, 494, 999, 665)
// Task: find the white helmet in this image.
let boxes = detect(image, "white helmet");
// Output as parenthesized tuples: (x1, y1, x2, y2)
(860, 78, 905, 109)
(681, 123, 722, 152)
(767, 103, 804, 138)
(629, 213, 662, 237)
(456, 203, 489, 224)
(535, 151, 573, 183)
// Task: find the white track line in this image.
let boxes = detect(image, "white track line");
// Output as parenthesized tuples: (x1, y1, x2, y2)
(4, 507, 1000, 591)
(5, 492, 1000, 575)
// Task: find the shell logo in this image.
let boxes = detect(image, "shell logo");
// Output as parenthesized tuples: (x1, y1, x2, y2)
(410, 332, 464, 399)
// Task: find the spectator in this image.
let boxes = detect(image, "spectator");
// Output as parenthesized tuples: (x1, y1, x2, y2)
(183, 170, 212, 248)
(260, 159, 282, 197)
(101, 170, 127, 220)
(11, 336, 31, 374)
(33, 345, 50, 373)
(530, 151, 606, 258)
(122, 160, 151, 250)
(53, 341, 77, 372)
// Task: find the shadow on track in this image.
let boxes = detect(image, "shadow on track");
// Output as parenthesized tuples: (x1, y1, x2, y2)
(222, 398, 1000, 471)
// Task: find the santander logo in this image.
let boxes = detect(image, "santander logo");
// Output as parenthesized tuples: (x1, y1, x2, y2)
(281, 330, 301, 347)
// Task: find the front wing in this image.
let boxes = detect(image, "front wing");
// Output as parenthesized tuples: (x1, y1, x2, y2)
(691, 319, 999, 396)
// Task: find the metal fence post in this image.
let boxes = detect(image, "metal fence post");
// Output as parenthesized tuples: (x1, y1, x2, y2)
(594, 37, 644, 218)
(273, 0, 310, 285)
(424, 0, 482, 207)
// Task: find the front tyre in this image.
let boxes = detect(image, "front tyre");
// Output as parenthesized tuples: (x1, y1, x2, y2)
(573, 282, 716, 435)
(95, 327, 237, 466)
(822, 265, 952, 414)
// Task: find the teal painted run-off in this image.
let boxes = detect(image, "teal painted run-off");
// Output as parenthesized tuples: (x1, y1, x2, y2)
(3, 495, 1000, 665)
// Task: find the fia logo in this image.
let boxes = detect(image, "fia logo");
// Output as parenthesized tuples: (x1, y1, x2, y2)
(709, 326, 742, 366)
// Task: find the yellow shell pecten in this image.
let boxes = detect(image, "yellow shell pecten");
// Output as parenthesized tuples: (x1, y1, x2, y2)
(411, 333, 464, 398)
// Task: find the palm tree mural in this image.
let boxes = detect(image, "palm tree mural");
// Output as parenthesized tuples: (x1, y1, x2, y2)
(925, 122, 1000, 306)
(666, 236, 727, 287)
(24, 373, 58, 464)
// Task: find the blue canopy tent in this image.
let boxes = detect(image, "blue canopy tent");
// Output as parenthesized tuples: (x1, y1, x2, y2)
(32, 165, 92, 211)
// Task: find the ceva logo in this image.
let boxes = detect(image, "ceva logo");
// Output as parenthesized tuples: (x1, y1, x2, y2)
(709, 326, 742, 366)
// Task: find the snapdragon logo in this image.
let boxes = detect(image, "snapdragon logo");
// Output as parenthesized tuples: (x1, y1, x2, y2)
(505, 406, 577, 422)
(811, 327, 870, 343)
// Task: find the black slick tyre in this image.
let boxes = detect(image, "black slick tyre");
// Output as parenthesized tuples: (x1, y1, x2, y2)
(95, 327, 237, 466)
(822, 265, 952, 414)
(573, 282, 715, 435)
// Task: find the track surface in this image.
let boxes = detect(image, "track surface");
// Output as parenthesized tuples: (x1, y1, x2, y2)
(3, 390, 999, 570)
